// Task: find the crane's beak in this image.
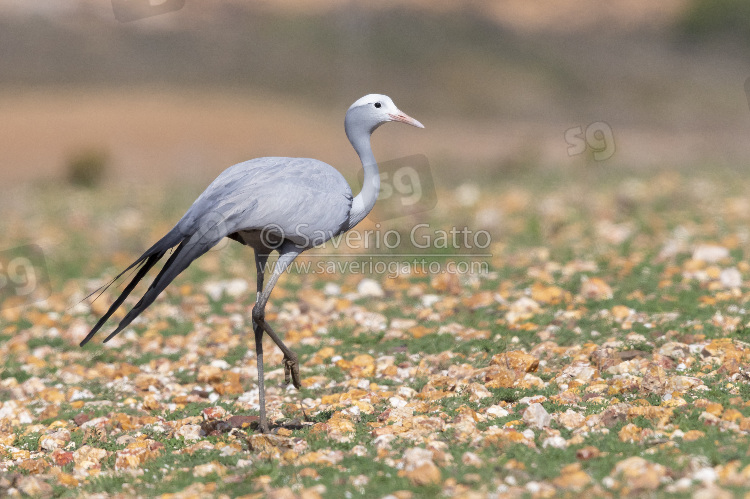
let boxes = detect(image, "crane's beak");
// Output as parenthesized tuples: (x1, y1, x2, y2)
(389, 111, 424, 129)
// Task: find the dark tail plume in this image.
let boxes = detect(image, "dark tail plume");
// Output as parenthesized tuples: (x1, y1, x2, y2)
(79, 228, 187, 347)
(100, 234, 214, 343)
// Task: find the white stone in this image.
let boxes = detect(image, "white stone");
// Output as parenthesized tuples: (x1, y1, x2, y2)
(351, 445, 368, 457)
(352, 310, 387, 330)
(720, 267, 742, 288)
(486, 405, 510, 418)
(220, 445, 240, 456)
(203, 279, 249, 301)
(421, 294, 440, 307)
(542, 436, 567, 449)
(462, 451, 483, 467)
(671, 477, 693, 492)
(237, 389, 259, 407)
(357, 278, 384, 298)
(343, 405, 361, 417)
(557, 409, 585, 430)
(397, 386, 417, 399)
(522, 403, 551, 429)
(402, 447, 434, 471)
(39, 435, 63, 451)
(176, 424, 202, 441)
(455, 183, 481, 207)
(389, 396, 408, 409)
(80, 417, 109, 429)
(69, 389, 95, 401)
(693, 467, 718, 484)
(509, 296, 540, 314)
(692, 244, 729, 263)
(210, 359, 231, 370)
(518, 395, 547, 405)
(194, 462, 224, 477)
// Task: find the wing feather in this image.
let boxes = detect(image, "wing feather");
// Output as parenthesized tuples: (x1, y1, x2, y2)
(82, 157, 353, 344)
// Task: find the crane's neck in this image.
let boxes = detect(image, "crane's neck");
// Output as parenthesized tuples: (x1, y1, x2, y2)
(345, 129, 380, 230)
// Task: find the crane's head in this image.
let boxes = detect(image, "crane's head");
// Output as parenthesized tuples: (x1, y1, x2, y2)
(345, 94, 424, 143)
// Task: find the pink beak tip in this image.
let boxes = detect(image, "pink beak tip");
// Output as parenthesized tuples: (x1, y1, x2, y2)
(390, 112, 424, 129)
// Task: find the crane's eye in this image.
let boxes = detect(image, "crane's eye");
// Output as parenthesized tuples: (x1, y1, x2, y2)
(374, 102, 382, 108)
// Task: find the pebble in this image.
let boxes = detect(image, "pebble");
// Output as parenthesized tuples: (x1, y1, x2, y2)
(203, 279, 249, 300)
(522, 403, 551, 429)
(692, 244, 729, 263)
(421, 294, 440, 307)
(542, 436, 567, 449)
(357, 278, 384, 298)
(485, 405, 510, 418)
(693, 467, 718, 484)
(719, 267, 742, 288)
(176, 424, 202, 441)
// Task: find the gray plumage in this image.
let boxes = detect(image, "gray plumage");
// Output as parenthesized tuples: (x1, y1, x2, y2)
(80, 94, 423, 432)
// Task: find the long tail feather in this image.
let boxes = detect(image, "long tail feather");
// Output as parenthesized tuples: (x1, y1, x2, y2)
(101, 234, 215, 343)
(79, 252, 165, 346)
(83, 227, 186, 302)
(80, 228, 186, 347)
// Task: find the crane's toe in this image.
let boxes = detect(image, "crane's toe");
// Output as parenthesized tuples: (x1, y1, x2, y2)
(284, 355, 301, 389)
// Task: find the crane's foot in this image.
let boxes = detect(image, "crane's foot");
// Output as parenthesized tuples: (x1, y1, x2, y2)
(284, 354, 302, 389)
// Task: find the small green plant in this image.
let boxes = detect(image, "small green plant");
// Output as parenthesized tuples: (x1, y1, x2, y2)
(679, 0, 750, 41)
(66, 148, 109, 187)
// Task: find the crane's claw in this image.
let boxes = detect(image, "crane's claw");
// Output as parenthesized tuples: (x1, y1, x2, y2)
(284, 355, 302, 389)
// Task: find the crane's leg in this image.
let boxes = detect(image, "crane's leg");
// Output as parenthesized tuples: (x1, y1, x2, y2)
(253, 318, 268, 433)
(254, 253, 269, 303)
(253, 252, 301, 388)
(252, 252, 271, 433)
(251, 248, 301, 433)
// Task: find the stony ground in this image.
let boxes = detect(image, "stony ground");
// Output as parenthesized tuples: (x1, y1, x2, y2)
(3, 167, 750, 498)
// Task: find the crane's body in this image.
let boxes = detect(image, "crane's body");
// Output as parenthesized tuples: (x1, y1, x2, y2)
(80, 94, 423, 432)
(186, 157, 353, 248)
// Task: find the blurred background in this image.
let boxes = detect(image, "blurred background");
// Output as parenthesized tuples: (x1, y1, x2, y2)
(2, 0, 750, 297)
(1, 0, 749, 185)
